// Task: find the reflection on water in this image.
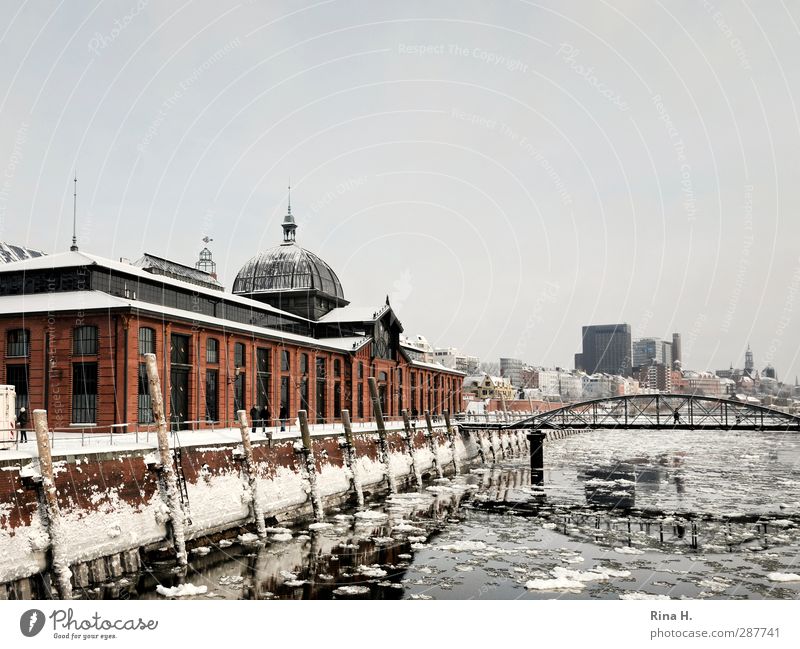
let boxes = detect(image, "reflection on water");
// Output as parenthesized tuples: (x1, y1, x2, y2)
(75, 429, 800, 600)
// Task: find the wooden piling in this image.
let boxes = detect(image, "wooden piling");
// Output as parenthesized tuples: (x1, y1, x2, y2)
(144, 353, 187, 567)
(298, 410, 324, 521)
(340, 409, 364, 507)
(367, 377, 396, 493)
(401, 409, 421, 487)
(527, 430, 546, 486)
(443, 410, 459, 475)
(424, 410, 443, 478)
(32, 409, 73, 599)
(236, 409, 267, 540)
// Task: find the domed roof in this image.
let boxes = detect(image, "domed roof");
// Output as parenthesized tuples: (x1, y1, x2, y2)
(232, 244, 345, 299)
(232, 192, 345, 301)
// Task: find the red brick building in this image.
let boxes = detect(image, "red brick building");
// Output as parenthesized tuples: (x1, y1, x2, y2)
(0, 209, 463, 431)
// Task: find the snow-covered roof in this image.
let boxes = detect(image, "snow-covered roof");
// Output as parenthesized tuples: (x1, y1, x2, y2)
(315, 336, 372, 352)
(0, 290, 359, 354)
(317, 303, 390, 323)
(133, 252, 223, 289)
(0, 242, 45, 264)
(0, 249, 308, 322)
(409, 359, 465, 375)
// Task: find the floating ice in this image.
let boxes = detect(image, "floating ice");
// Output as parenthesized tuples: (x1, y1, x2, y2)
(156, 583, 208, 597)
(767, 572, 800, 582)
(333, 585, 370, 595)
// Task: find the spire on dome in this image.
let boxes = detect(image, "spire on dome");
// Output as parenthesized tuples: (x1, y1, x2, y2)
(282, 182, 297, 244)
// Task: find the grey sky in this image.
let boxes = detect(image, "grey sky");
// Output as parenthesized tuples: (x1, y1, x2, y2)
(1, 0, 798, 380)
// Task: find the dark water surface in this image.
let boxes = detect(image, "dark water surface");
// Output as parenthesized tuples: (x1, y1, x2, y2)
(81, 429, 800, 600)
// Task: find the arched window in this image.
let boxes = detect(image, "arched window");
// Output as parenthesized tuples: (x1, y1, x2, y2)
(73, 326, 98, 355)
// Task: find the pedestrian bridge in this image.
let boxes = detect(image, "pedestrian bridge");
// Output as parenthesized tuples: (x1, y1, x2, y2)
(462, 394, 800, 432)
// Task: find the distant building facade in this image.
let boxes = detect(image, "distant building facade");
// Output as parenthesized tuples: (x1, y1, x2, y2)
(499, 357, 525, 387)
(575, 323, 632, 377)
(632, 337, 673, 369)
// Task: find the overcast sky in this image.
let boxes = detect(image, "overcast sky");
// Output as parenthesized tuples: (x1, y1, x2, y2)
(1, 0, 799, 379)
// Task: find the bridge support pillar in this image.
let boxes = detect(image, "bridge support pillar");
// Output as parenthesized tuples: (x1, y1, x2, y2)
(527, 430, 546, 486)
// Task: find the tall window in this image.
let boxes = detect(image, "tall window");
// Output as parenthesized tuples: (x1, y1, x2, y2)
(72, 362, 98, 424)
(234, 342, 246, 368)
(257, 347, 270, 410)
(206, 338, 219, 364)
(171, 334, 190, 364)
(138, 327, 155, 355)
(334, 359, 341, 378)
(358, 362, 363, 379)
(233, 374, 244, 414)
(300, 353, 308, 375)
(280, 376, 289, 419)
(205, 370, 218, 421)
(357, 382, 364, 419)
(73, 326, 98, 356)
(281, 349, 290, 372)
(315, 357, 326, 423)
(137, 363, 153, 423)
(334, 383, 342, 419)
(6, 329, 30, 357)
(6, 364, 28, 414)
(411, 372, 417, 415)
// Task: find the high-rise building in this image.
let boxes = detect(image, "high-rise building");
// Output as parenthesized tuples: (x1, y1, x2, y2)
(574, 324, 632, 376)
(632, 338, 672, 368)
(671, 333, 682, 367)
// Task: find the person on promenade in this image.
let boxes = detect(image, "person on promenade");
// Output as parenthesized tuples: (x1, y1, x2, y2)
(17, 407, 28, 443)
(279, 404, 288, 432)
(260, 404, 271, 433)
(249, 404, 259, 433)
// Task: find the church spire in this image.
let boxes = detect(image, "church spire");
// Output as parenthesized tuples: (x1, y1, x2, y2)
(282, 182, 297, 244)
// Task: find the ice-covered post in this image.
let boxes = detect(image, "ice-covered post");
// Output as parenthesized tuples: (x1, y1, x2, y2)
(236, 409, 266, 540)
(527, 429, 546, 486)
(144, 353, 187, 567)
(443, 410, 459, 475)
(424, 410, 443, 478)
(340, 409, 364, 508)
(368, 377, 396, 493)
(298, 410, 324, 521)
(401, 409, 421, 487)
(33, 409, 72, 599)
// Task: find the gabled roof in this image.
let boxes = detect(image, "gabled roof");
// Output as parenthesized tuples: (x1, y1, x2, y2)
(0, 241, 45, 264)
(134, 252, 223, 290)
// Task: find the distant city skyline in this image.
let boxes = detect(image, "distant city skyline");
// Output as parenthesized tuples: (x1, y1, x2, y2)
(1, 1, 798, 380)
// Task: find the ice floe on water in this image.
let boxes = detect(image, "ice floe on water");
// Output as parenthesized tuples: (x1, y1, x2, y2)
(767, 572, 800, 582)
(156, 583, 207, 597)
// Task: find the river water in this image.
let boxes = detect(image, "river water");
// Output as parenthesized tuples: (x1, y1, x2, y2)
(84, 429, 800, 600)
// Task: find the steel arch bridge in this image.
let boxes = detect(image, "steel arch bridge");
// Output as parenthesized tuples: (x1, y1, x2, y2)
(467, 394, 800, 432)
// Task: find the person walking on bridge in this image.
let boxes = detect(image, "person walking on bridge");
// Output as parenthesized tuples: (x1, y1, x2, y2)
(16, 407, 28, 443)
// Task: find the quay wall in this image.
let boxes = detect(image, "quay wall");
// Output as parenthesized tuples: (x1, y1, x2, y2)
(0, 425, 529, 586)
